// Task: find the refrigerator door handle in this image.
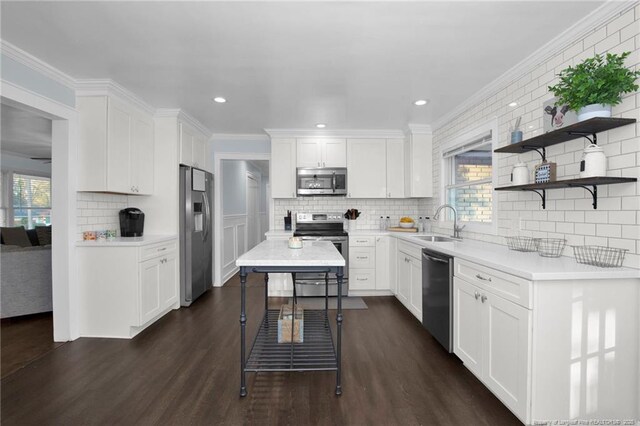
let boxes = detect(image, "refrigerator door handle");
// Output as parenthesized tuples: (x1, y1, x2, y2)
(203, 191, 211, 241)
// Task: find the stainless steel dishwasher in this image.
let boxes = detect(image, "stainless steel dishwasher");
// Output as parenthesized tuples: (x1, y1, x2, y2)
(422, 248, 454, 352)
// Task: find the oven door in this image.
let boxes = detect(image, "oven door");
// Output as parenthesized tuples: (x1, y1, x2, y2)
(295, 237, 349, 297)
(296, 168, 347, 196)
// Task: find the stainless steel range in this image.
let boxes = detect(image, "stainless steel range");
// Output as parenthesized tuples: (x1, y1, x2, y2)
(293, 212, 349, 297)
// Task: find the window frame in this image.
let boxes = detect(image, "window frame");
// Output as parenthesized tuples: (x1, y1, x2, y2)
(6, 171, 52, 229)
(440, 119, 498, 235)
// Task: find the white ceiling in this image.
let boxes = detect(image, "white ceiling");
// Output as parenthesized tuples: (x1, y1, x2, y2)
(1, 1, 604, 134)
(1, 103, 52, 159)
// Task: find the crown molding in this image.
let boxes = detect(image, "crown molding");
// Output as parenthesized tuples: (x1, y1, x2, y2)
(155, 108, 212, 138)
(431, 0, 636, 131)
(75, 78, 157, 116)
(0, 40, 77, 89)
(211, 133, 270, 142)
(406, 124, 432, 135)
(263, 128, 406, 139)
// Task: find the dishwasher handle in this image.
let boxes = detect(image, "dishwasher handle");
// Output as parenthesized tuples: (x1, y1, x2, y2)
(422, 252, 449, 264)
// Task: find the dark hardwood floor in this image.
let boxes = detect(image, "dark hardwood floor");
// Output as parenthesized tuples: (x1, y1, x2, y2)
(1, 312, 65, 379)
(1, 274, 521, 425)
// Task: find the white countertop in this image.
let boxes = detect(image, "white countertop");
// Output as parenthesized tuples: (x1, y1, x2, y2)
(236, 240, 345, 267)
(268, 228, 639, 281)
(264, 230, 294, 238)
(76, 234, 177, 247)
(391, 233, 639, 281)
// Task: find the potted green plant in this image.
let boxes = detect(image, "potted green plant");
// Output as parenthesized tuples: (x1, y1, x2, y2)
(548, 51, 640, 121)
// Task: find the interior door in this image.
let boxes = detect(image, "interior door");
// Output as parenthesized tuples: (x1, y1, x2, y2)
(246, 175, 259, 251)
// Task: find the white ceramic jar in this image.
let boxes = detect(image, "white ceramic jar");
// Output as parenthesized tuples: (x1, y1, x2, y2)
(511, 163, 529, 185)
(580, 144, 606, 178)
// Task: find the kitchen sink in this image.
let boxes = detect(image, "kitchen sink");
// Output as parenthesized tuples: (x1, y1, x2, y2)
(414, 235, 458, 243)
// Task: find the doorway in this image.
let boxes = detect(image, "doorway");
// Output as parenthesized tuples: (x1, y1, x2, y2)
(217, 158, 270, 284)
(1, 82, 78, 342)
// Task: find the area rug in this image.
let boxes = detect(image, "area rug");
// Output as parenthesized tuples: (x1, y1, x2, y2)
(286, 297, 368, 310)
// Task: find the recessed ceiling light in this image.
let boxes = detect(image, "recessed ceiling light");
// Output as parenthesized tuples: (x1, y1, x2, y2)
(508, 102, 518, 107)
(414, 99, 428, 106)
(213, 97, 227, 103)
(316, 123, 326, 128)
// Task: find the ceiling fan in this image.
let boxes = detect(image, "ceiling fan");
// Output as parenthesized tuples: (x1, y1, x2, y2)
(30, 157, 52, 164)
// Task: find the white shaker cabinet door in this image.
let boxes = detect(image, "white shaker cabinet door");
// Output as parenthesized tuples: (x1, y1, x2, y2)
(346, 139, 386, 198)
(106, 97, 132, 193)
(132, 112, 154, 195)
(179, 123, 194, 166)
(386, 139, 405, 198)
(375, 236, 390, 291)
(160, 253, 179, 308)
(139, 257, 162, 326)
(322, 138, 347, 167)
(192, 135, 206, 169)
(396, 251, 410, 307)
(271, 138, 297, 198)
(453, 277, 483, 377)
(483, 291, 531, 421)
(409, 255, 422, 320)
(297, 139, 322, 167)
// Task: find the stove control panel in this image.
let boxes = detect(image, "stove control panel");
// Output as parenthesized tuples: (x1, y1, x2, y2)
(297, 212, 344, 223)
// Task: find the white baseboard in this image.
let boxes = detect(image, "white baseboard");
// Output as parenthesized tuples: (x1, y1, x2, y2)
(222, 266, 239, 285)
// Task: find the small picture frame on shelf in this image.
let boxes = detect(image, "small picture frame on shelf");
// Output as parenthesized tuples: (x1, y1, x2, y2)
(543, 98, 578, 133)
(534, 162, 557, 183)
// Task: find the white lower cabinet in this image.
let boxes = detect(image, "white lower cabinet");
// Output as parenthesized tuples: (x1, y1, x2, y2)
(78, 238, 179, 338)
(454, 260, 531, 423)
(396, 241, 422, 321)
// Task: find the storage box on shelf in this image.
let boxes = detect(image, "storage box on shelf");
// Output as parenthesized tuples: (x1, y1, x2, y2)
(494, 117, 637, 209)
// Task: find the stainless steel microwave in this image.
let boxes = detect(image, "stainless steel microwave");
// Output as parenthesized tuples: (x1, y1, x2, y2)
(296, 167, 347, 196)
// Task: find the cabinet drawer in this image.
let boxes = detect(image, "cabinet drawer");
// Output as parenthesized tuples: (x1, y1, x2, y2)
(140, 240, 177, 261)
(350, 247, 375, 269)
(350, 269, 376, 290)
(397, 240, 423, 261)
(350, 236, 375, 247)
(455, 259, 532, 309)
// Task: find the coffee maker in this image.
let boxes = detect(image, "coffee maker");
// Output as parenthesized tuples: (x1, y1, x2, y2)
(119, 208, 145, 237)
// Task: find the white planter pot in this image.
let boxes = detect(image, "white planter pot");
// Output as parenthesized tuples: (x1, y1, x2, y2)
(577, 104, 612, 121)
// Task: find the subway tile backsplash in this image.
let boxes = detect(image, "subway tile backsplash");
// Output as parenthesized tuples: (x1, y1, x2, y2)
(421, 5, 640, 268)
(76, 192, 128, 241)
(274, 198, 423, 230)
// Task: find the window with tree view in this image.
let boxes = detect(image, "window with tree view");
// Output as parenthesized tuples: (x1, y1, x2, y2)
(12, 174, 51, 229)
(443, 133, 493, 224)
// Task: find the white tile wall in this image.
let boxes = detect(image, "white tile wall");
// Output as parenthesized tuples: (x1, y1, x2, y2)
(76, 192, 128, 241)
(273, 198, 422, 231)
(422, 5, 640, 268)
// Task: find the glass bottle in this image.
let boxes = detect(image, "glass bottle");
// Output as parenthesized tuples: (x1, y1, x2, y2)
(385, 216, 390, 229)
(379, 216, 385, 231)
(418, 217, 424, 233)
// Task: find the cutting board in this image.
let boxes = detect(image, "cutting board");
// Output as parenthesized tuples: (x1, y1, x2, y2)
(388, 226, 418, 233)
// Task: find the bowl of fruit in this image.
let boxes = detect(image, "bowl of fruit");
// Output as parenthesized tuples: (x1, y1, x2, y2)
(399, 217, 415, 228)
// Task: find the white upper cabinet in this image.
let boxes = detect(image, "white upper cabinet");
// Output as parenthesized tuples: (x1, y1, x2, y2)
(386, 138, 405, 198)
(271, 138, 297, 198)
(347, 139, 387, 198)
(77, 95, 154, 195)
(297, 138, 346, 168)
(405, 128, 433, 197)
(180, 122, 208, 171)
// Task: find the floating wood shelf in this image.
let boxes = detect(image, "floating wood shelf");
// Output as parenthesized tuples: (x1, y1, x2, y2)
(495, 177, 637, 209)
(495, 117, 636, 161)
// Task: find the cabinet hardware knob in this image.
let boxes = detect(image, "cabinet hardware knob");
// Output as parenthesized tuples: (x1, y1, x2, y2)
(475, 274, 492, 282)
(474, 291, 480, 300)
(481, 294, 487, 303)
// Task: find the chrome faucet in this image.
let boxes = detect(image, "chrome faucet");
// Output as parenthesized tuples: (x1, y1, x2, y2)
(434, 204, 465, 239)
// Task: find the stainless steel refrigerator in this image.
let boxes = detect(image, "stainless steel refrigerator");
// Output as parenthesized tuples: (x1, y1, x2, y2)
(179, 165, 213, 307)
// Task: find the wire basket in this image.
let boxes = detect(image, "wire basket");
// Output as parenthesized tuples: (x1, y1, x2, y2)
(505, 236, 539, 252)
(572, 245, 628, 268)
(537, 238, 566, 257)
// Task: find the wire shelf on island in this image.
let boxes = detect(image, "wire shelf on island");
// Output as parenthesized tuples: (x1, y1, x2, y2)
(245, 309, 337, 372)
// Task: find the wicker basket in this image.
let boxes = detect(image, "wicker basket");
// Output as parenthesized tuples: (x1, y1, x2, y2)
(572, 245, 628, 268)
(505, 236, 539, 252)
(278, 304, 304, 343)
(537, 238, 566, 257)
